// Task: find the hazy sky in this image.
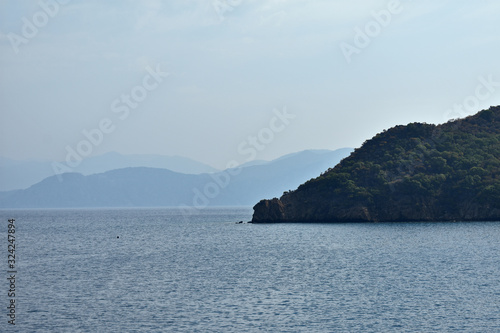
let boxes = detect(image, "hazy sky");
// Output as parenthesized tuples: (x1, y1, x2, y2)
(1, 0, 500, 169)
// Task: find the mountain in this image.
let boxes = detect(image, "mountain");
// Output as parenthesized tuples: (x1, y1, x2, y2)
(0, 158, 55, 192)
(0, 149, 352, 208)
(0, 169, 208, 208)
(0, 152, 218, 191)
(220, 149, 353, 205)
(70, 152, 219, 175)
(252, 106, 500, 223)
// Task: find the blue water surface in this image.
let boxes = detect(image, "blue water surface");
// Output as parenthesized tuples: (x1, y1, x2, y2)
(1, 208, 500, 332)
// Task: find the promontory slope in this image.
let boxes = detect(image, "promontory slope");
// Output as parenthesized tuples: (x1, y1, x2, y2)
(252, 106, 500, 222)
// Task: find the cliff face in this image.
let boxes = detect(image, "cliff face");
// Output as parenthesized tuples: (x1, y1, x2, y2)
(252, 106, 500, 222)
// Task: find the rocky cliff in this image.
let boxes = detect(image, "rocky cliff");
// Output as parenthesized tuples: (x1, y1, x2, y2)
(252, 106, 500, 222)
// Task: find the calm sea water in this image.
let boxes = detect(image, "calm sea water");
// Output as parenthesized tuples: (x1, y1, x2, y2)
(1, 208, 500, 332)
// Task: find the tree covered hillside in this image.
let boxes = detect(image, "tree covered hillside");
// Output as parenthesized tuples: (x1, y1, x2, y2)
(252, 106, 500, 222)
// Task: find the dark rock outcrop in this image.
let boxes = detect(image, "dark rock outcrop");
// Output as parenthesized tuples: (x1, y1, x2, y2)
(252, 198, 286, 222)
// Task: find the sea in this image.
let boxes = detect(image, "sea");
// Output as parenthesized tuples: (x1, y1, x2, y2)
(1, 207, 500, 332)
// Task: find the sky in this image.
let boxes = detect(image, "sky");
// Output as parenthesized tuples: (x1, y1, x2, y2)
(1, 0, 500, 170)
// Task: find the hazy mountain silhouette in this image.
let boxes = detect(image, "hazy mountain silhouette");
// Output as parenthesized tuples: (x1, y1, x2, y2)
(0, 152, 218, 191)
(0, 149, 352, 208)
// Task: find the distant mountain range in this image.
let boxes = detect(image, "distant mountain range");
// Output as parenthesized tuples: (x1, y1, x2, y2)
(0, 152, 218, 191)
(0, 148, 352, 208)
